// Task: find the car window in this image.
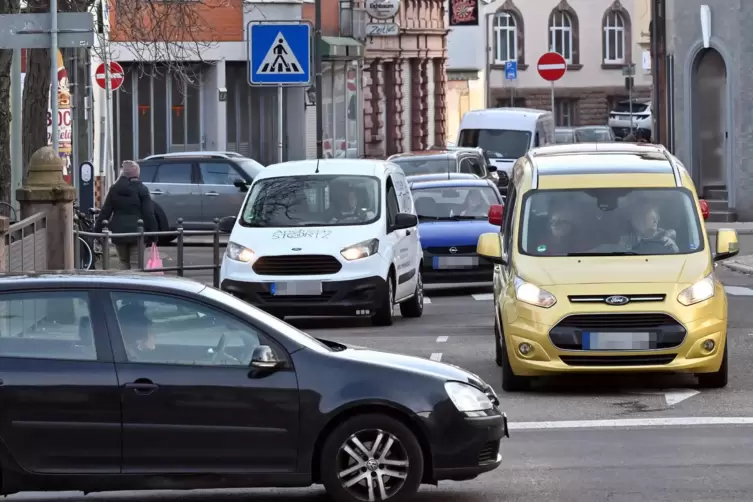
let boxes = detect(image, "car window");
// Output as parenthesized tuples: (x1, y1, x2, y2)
(154, 163, 193, 184)
(459, 158, 475, 175)
(139, 164, 158, 183)
(391, 158, 455, 176)
(0, 292, 97, 361)
(413, 185, 499, 220)
(386, 185, 399, 226)
(199, 162, 239, 185)
(111, 292, 275, 366)
(469, 157, 486, 177)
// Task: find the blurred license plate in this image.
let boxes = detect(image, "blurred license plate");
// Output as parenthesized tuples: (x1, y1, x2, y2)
(270, 281, 322, 296)
(433, 256, 478, 269)
(582, 332, 652, 350)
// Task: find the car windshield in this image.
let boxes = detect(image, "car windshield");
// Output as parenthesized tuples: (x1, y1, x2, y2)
(240, 175, 380, 228)
(457, 129, 531, 160)
(555, 130, 575, 144)
(392, 158, 456, 176)
(575, 128, 613, 142)
(519, 188, 704, 256)
(413, 185, 500, 221)
(236, 159, 265, 177)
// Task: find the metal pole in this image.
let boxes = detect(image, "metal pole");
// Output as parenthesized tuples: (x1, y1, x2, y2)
(628, 76, 634, 135)
(86, 51, 94, 161)
(10, 49, 22, 214)
(50, 0, 59, 155)
(314, 0, 323, 158)
(104, 58, 112, 191)
(484, 12, 493, 108)
(71, 50, 79, 191)
(550, 82, 555, 123)
(278, 85, 284, 162)
(510, 87, 513, 107)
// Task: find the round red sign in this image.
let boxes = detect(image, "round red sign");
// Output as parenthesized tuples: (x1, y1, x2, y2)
(537, 52, 567, 82)
(95, 61, 125, 91)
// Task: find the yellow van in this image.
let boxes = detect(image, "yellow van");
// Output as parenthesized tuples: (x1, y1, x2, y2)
(476, 143, 740, 391)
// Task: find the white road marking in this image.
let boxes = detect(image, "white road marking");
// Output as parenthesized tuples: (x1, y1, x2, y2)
(509, 417, 753, 431)
(664, 389, 701, 406)
(472, 293, 495, 301)
(436, 336, 448, 343)
(538, 63, 566, 70)
(424, 297, 432, 304)
(429, 352, 443, 361)
(724, 285, 753, 296)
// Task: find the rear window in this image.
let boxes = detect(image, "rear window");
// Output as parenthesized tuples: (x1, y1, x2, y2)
(613, 101, 649, 113)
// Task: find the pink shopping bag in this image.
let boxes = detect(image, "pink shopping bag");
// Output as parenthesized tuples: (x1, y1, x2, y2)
(146, 243, 164, 274)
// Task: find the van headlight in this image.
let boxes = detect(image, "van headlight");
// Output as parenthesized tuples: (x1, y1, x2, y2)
(678, 273, 715, 306)
(514, 276, 556, 308)
(444, 382, 493, 412)
(341, 238, 379, 261)
(226, 242, 256, 263)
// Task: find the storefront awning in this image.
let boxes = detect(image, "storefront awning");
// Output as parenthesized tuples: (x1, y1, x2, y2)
(319, 36, 364, 60)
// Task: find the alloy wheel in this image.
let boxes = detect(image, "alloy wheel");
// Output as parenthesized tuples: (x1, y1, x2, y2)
(336, 429, 409, 501)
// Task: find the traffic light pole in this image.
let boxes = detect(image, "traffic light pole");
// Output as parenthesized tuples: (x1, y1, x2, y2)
(314, 0, 323, 159)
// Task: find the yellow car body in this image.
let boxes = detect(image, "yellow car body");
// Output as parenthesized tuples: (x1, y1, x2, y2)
(477, 143, 740, 391)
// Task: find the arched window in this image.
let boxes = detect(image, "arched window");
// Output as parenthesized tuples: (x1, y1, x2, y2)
(493, 11, 517, 63)
(549, 10, 573, 63)
(603, 10, 626, 63)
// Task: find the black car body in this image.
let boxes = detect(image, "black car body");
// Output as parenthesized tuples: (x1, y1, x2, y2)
(0, 273, 507, 500)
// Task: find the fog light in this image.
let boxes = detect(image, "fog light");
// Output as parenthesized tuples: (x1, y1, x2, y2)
(518, 343, 532, 355)
(702, 339, 715, 351)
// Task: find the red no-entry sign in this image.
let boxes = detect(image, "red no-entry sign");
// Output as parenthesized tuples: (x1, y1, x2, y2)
(95, 61, 125, 91)
(537, 52, 567, 82)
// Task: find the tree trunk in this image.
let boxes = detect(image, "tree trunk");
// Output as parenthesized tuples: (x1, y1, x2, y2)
(22, 48, 51, 181)
(0, 50, 12, 216)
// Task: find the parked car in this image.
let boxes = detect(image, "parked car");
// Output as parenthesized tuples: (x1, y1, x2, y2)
(554, 127, 576, 144)
(138, 152, 265, 232)
(574, 126, 615, 142)
(608, 98, 653, 139)
(0, 272, 508, 499)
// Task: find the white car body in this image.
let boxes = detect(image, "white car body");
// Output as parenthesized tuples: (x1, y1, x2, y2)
(608, 99, 653, 138)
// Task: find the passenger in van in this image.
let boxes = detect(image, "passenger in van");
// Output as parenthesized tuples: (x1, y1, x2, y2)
(537, 205, 580, 255)
(619, 204, 679, 253)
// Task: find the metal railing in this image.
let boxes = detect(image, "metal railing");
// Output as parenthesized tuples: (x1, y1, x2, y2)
(74, 217, 224, 287)
(3, 213, 48, 272)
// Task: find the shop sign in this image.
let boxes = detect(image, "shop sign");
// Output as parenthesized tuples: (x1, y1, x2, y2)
(365, 0, 399, 20)
(366, 23, 399, 36)
(449, 0, 479, 26)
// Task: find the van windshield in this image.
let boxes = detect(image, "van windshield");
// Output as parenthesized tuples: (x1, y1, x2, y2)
(518, 188, 704, 257)
(240, 175, 381, 228)
(458, 129, 531, 160)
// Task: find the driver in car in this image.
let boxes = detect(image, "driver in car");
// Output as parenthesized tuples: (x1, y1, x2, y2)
(460, 190, 489, 217)
(118, 303, 158, 361)
(330, 186, 374, 223)
(619, 204, 679, 253)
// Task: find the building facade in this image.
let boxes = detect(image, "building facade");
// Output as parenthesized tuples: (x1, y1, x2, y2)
(666, 0, 752, 221)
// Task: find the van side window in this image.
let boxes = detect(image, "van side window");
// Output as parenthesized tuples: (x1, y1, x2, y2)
(458, 130, 479, 147)
(534, 133, 540, 147)
(386, 181, 400, 227)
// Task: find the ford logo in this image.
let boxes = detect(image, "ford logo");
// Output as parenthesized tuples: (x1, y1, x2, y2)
(605, 295, 629, 306)
(449, 247, 458, 254)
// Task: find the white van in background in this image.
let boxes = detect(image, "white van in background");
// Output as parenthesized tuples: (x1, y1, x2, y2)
(456, 108, 555, 181)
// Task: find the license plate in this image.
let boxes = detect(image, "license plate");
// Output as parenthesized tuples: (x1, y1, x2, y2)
(270, 281, 322, 296)
(433, 256, 479, 269)
(582, 332, 652, 350)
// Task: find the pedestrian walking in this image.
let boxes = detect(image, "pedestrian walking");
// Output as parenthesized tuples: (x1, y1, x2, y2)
(95, 160, 158, 270)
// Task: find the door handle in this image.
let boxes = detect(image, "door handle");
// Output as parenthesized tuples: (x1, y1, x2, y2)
(150, 190, 163, 195)
(204, 192, 219, 196)
(125, 379, 158, 395)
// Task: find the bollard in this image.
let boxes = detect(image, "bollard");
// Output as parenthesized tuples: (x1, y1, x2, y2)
(102, 220, 111, 270)
(73, 214, 80, 269)
(213, 218, 221, 287)
(176, 218, 185, 277)
(137, 219, 145, 271)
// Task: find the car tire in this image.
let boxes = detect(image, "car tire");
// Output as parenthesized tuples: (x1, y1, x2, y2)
(372, 275, 395, 326)
(494, 319, 503, 367)
(697, 343, 728, 389)
(399, 269, 424, 318)
(499, 323, 531, 392)
(320, 413, 424, 502)
(153, 204, 175, 245)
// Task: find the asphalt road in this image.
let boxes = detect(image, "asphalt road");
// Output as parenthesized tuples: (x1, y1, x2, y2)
(25, 246, 753, 501)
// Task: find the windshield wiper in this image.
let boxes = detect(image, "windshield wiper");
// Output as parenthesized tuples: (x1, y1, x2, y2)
(566, 251, 640, 256)
(418, 215, 441, 220)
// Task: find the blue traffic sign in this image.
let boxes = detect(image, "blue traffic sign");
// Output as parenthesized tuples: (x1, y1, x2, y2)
(505, 61, 517, 80)
(248, 23, 311, 86)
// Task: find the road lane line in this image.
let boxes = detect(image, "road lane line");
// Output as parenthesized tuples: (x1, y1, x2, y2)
(424, 297, 432, 304)
(436, 336, 448, 343)
(472, 293, 495, 301)
(508, 417, 753, 431)
(429, 352, 443, 361)
(724, 286, 753, 296)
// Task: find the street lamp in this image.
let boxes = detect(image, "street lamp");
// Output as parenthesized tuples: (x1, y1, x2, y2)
(305, 85, 317, 108)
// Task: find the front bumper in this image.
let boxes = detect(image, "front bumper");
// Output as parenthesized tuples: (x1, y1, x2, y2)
(221, 276, 388, 317)
(420, 407, 508, 482)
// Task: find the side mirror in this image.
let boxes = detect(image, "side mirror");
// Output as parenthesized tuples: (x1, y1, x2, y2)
(250, 345, 282, 370)
(714, 228, 739, 262)
(488, 204, 504, 226)
(487, 164, 497, 172)
(233, 178, 249, 192)
(393, 213, 418, 231)
(477, 233, 506, 265)
(218, 216, 236, 233)
(699, 199, 710, 220)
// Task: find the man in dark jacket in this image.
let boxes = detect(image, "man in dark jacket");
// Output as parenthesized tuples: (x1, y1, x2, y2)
(95, 160, 158, 269)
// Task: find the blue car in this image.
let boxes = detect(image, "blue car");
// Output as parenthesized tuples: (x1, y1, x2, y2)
(411, 179, 504, 285)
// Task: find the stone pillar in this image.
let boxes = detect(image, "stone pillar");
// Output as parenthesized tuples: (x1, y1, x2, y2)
(16, 147, 77, 270)
(0, 216, 8, 272)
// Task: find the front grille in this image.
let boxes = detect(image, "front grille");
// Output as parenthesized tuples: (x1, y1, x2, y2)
(560, 354, 676, 366)
(568, 294, 666, 304)
(258, 292, 336, 303)
(252, 255, 342, 276)
(497, 171, 509, 187)
(425, 245, 477, 255)
(477, 440, 500, 464)
(549, 313, 686, 351)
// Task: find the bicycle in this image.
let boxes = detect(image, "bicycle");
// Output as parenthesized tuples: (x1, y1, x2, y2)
(74, 206, 103, 270)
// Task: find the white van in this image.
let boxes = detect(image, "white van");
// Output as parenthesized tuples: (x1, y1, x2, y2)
(457, 108, 555, 182)
(219, 159, 424, 326)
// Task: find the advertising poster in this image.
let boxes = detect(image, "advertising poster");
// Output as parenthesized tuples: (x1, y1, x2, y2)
(449, 0, 479, 26)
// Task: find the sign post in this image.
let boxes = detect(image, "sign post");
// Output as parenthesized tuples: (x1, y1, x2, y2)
(78, 161, 94, 212)
(537, 52, 567, 123)
(504, 61, 517, 107)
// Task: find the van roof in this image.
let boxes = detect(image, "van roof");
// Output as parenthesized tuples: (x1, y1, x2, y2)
(256, 159, 393, 181)
(460, 108, 551, 130)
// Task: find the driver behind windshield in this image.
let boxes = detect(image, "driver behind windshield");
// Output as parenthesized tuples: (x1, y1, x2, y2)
(329, 184, 374, 223)
(460, 190, 490, 217)
(619, 204, 679, 253)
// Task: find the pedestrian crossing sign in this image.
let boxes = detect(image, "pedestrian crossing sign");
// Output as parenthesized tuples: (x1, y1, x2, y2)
(248, 22, 312, 86)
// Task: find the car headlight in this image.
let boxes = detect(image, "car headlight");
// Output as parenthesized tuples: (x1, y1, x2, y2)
(678, 273, 715, 306)
(341, 238, 379, 261)
(514, 276, 556, 308)
(444, 381, 493, 412)
(226, 242, 256, 263)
